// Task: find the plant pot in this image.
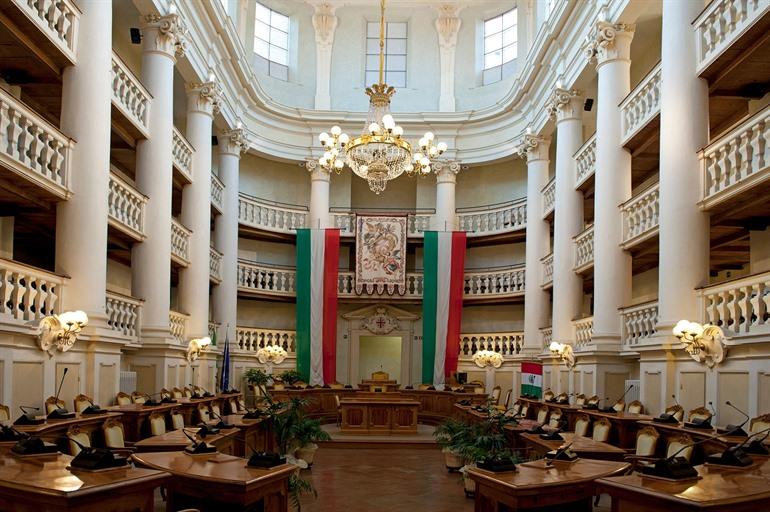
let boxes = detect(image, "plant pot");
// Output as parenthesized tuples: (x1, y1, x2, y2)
(295, 443, 318, 467)
(462, 472, 475, 498)
(273, 383, 285, 390)
(443, 449, 464, 472)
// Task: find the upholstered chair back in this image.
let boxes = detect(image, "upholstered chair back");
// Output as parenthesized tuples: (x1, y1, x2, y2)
(612, 399, 625, 413)
(171, 412, 185, 430)
(198, 405, 211, 423)
(67, 426, 91, 455)
(592, 418, 611, 443)
(131, 392, 146, 404)
(490, 386, 502, 405)
(574, 415, 591, 437)
(103, 418, 126, 448)
(172, 387, 184, 398)
(73, 394, 93, 413)
(45, 396, 65, 414)
(226, 397, 239, 414)
(586, 395, 600, 406)
(160, 388, 172, 400)
(520, 404, 529, 417)
(503, 390, 512, 409)
(750, 414, 770, 434)
(183, 387, 194, 398)
(665, 404, 684, 422)
(548, 411, 563, 429)
(0, 404, 8, 422)
(511, 401, 522, 416)
(149, 412, 167, 436)
(627, 400, 644, 414)
(116, 392, 132, 406)
(574, 394, 586, 406)
(688, 407, 712, 423)
(667, 434, 694, 461)
(634, 427, 659, 457)
(543, 389, 555, 401)
(536, 406, 549, 424)
(211, 403, 221, 418)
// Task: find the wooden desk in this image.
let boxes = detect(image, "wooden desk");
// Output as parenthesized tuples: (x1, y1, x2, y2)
(340, 398, 419, 435)
(519, 398, 582, 428)
(175, 397, 216, 426)
(13, 412, 123, 447)
(358, 380, 400, 392)
(583, 410, 653, 449)
(215, 392, 244, 415)
(107, 403, 180, 442)
(520, 432, 628, 461)
(636, 420, 752, 463)
(218, 414, 274, 457)
(133, 427, 238, 454)
(0, 450, 168, 511)
(467, 458, 629, 511)
(596, 458, 770, 511)
(133, 450, 295, 511)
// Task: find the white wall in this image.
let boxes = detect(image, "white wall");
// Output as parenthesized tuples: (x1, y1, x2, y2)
(240, 153, 310, 205)
(456, 160, 527, 208)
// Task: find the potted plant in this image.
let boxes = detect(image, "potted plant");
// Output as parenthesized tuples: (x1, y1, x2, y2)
(433, 418, 468, 471)
(279, 369, 304, 387)
(292, 417, 331, 466)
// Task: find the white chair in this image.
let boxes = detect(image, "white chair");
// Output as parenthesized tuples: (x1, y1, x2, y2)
(67, 426, 91, 456)
(115, 392, 133, 406)
(574, 414, 591, 437)
(171, 411, 185, 430)
(750, 414, 770, 434)
(627, 400, 644, 414)
(149, 412, 167, 436)
(666, 434, 694, 462)
(592, 418, 611, 443)
(536, 406, 549, 424)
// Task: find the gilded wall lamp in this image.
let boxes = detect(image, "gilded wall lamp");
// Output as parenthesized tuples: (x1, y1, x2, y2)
(38, 310, 88, 357)
(549, 341, 576, 369)
(187, 336, 212, 363)
(672, 320, 727, 368)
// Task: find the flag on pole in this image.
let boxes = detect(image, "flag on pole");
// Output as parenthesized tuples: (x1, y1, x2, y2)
(296, 228, 340, 385)
(219, 326, 231, 392)
(422, 231, 466, 388)
(521, 362, 543, 398)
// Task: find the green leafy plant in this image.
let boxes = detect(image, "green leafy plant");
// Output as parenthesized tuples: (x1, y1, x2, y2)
(453, 401, 521, 465)
(433, 418, 468, 451)
(292, 417, 331, 448)
(244, 368, 272, 396)
(279, 369, 304, 385)
(289, 473, 316, 511)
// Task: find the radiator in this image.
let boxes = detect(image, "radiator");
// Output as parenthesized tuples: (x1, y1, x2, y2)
(119, 371, 137, 394)
(624, 379, 641, 403)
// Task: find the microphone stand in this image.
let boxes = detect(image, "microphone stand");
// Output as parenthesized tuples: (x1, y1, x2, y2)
(653, 394, 681, 424)
(209, 409, 234, 429)
(545, 441, 577, 464)
(81, 397, 106, 415)
(67, 436, 129, 470)
(600, 385, 633, 413)
(48, 368, 76, 419)
(718, 401, 749, 436)
(181, 427, 217, 455)
(13, 405, 45, 426)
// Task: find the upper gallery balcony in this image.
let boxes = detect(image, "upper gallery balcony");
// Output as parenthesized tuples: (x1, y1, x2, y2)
(111, 52, 151, 140)
(573, 224, 595, 274)
(209, 246, 223, 284)
(541, 177, 555, 220)
(699, 270, 770, 340)
(620, 300, 659, 348)
(172, 127, 194, 184)
(2, 0, 79, 67)
(237, 260, 526, 303)
(574, 134, 596, 192)
(0, 258, 66, 329)
(620, 62, 661, 148)
(0, 86, 73, 202)
(170, 218, 191, 267)
(211, 174, 224, 215)
(541, 252, 554, 290)
(108, 169, 147, 242)
(620, 182, 660, 251)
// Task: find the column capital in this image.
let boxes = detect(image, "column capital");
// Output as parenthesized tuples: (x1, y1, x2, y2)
(516, 134, 551, 162)
(218, 128, 248, 156)
(306, 159, 331, 181)
(310, 2, 338, 49)
(434, 160, 461, 184)
(434, 4, 463, 50)
(585, 21, 635, 66)
(141, 13, 188, 59)
(546, 88, 583, 122)
(186, 80, 223, 116)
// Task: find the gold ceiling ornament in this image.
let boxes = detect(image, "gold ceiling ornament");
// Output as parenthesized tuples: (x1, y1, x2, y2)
(317, 0, 448, 194)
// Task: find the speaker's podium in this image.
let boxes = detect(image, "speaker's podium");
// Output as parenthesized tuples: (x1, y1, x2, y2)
(358, 371, 400, 392)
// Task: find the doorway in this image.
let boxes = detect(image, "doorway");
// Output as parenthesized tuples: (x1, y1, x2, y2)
(359, 336, 401, 382)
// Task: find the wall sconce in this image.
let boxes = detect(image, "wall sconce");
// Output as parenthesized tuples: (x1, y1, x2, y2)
(672, 320, 727, 368)
(38, 310, 88, 357)
(187, 336, 212, 363)
(472, 350, 503, 369)
(549, 341, 575, 369)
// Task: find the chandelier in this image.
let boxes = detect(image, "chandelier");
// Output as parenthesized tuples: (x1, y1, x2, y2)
(317, 0, 448, 194)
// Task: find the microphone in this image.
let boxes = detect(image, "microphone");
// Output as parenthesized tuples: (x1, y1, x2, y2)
(67, 436, 129, 470)
(718, 401, 750, 436)
(684, 407, 713, 430)
(545, 441, 577, 464)
(600, 385, 633, 413)
(13, 405, 45, 426)
(708, 401, 717, 416)
(654, 394, 681, 424)
(189, 384, 202, 399)
(732, 425, 770, 456)
(181, 427, 217, 455)
(0, 424, 28, 442)
(11, 434, 58, 456)
(236, 435, 286, 468)
(81, 396, 106, 415)
(209, 409, 234, 429)
(48, 368, 76, 419)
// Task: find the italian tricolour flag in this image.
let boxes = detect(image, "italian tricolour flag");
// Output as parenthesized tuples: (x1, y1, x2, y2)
(521, 362, 543, 398)
(296, 229, 340, 385)
(422, 231, 466, 388)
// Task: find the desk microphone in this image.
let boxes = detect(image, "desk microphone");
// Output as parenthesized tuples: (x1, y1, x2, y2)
(11, 434, 59, 456)
(181, 427, 217, 455)
(0, 424, 28, 442)
(189, 384, 202, 399)
(653, 394, 680, 424)
(732, 425, 770, 456)
(48, 368, 76, 419)
(13, 405, 45, 425)
(545, 441, 577, 464)
(684, 406, 713, 430)
(235, 435, 286, 468)
(67, 436, 129, 470)
(718, 401, 749, 437)
(81, 396, 106, 415)
(209, 409, 234, 429)
(601, 385, 633, 413)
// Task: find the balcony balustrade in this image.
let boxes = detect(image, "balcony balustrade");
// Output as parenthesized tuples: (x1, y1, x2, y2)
(574, 134, 596, 190)
(620, 183, 659, 249)
(541, 177, 556, 218)
(172, 127, 194, 183)
(170, 218, 191, 266)
(210, 247, 223, 283)
(0, 259, 65, 324)
(105, 291, 142, 342)
(237, 260, 296, 297)
(457, 198, 526, 236)
(111, 52, 151, 137)
(541, 253, 554, 289)
(620, 300, 658, 346)
(699, 271, 770, 337)
(236, 327, 297, 355)
(10, 0, 79, 63)
(573, 316, 594, 349)
(540, 327, 553, 350)
(459, 332, 524, 357)
(239, 194, 307, 235)
(620, 63, 661, 145)
(108, 170, 147, 241)
(331, 212, 433, 237)
(211, 174, 224, 214)
(168, 310, 189, 344)
(573, 225, 594, 273)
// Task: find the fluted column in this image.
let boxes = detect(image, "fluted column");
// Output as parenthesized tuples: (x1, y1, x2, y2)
(311, 2, 337, 110)
(213, 128, 247, 347)
(307, 160, 330, 229)
(434, 5, 462, 112)
(132, 12, 187, 341)
(655, 0, 710, 337)
(434, 161, 460, 231)
(548, 88, 584, 344)
(518, 135, 551, 354)
(587, 21, 635, 347)
(179, 80, 221, 339)
(55, 0, 112, 325)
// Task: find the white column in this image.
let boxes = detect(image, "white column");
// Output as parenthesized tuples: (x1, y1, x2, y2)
(434, 5, 462, 112)
(213, 128, 247, 345)
(132, 13, 187, 341)
(307, 160, 330, 229)
(587, 22, 635, 347)
(655, 0, 710, 336)
(179, 81, 221, 338)
(311, 2, 337, 110)
(517, 135, 551, 354)
(548, 88, 584, 344)
(55, 0, 112, 325)
(434, 161, 460, 231)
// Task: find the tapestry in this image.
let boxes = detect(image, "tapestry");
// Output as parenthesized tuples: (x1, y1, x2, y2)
(355, 215, 407, 295)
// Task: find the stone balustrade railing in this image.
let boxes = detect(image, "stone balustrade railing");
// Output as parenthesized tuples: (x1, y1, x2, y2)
(541, 252, 554, 288)
(239, 194, 307, 234)
(208, 321, 219, 341)
(10, 0, 79, 63)
(0, 258, 66, 323)
(573, 225, 595, 272)
(621, 182, 660, 248)
(699, 270, 770, 337)
(108, 170, 147, 240)
(211, 174, 224, 213)
(169, 310, 189, 344)
(540, 327, 553, 349)
(541, 177, 556, 218)
(170, 218, 191, 266)
(458, 198, 527, 235)
(111, 52, 150, 136)
(331, 212, 433, 237)
(0, 86, 72, 199)
(700, 103, 770, 209)
(620, 300, 658, 346)
(105, 291, 142, 342)
(210, 247, 223, 283)
(236, 327, 297, 355)
(573, 316, 594, 349)
(620, 62, 661, 145)
(237, 261, 525, 300)
(459, 332, 524, 357)
(574, 134, 596, 189)
(695, 0, 770, 73)
(172, 127, 194, 182)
